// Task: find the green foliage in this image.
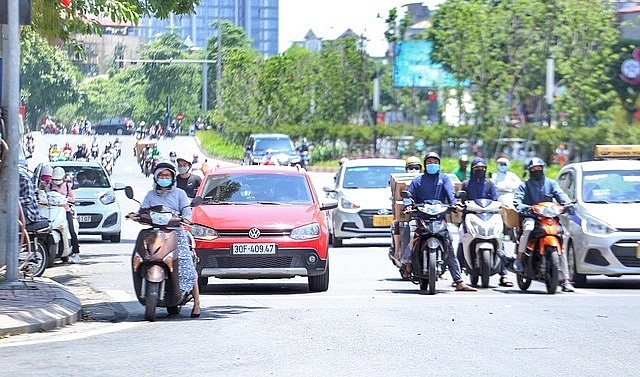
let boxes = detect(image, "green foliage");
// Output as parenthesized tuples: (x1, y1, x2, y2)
(197, 130, 244, 160)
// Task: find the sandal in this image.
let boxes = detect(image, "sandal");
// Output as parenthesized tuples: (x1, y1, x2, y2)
(400, 264, 413, 279)
(499, 276, 514, 287)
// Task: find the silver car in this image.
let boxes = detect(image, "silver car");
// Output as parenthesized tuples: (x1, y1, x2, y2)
(323, 158, 406, 247)
(557, 157, 640, 287)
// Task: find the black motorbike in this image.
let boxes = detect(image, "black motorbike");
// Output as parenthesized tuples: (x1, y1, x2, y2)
(401, 191, 454, 295)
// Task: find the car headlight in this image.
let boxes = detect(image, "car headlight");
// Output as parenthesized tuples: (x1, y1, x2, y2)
(100, 191, 116, 205)
(190, 224, 220, 240)
(581, 213, 616, 235)
(290, 223, 320, 240)
(340, 197, 360, 210)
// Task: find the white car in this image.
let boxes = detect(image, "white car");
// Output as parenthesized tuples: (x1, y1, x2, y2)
(557, 147, 640, 287)
(33, 161, 125, 242)
(323, 158, 406, 247)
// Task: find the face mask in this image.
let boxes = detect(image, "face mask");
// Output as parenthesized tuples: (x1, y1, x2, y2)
(472, 170, 486, 180)
(177, 166, 190, 175)
(52, 179, 63, 185)
(530, 170, 544, 181)
(41, 175, 51, 183)
(498, 165, 508, 173)
(425, 163, 440, 175)
(157, 178, 173, 188)
(170, 157, 176, 163)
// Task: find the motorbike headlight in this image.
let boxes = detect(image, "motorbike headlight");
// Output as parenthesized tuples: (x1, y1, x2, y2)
(340, 197, 360, 210)
(100, 191, 116, 205)
(581, 213, 616, 235)
(290, 223, 320, 240)
(190, 224, 220, 240)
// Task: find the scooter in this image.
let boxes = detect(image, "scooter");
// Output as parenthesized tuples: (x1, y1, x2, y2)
(509, 202, 570, 294)
(91, 144, 99, 159)
(19, 212, 51, 277)
(102, 152, 114, 175)
(124, 187, 196, 321)
(496, 188, 518, 241)
(457, 191, 504, 288)
(37, 190, 78, 266)
(401, 190, 454, 294)
(299, 150, 310, 170)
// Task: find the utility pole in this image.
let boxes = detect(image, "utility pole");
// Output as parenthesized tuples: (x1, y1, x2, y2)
(215, 12, 223, 111)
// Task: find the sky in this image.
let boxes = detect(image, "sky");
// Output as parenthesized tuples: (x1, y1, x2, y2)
(278, 0, 443, 57)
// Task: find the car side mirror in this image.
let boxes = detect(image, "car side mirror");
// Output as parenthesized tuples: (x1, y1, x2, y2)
(124, 186, 134, 199)
(320, 199, 338, 211)
(191, 196, 204, 207)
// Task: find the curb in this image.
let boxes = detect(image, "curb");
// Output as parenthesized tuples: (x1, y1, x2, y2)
(0, 278, 82, 337)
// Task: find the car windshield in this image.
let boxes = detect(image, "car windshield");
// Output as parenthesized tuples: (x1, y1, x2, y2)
(342, 165, 406, 189)
(582, 170, 640, 203)
(254, 138, 294, 153)
(200, 173, 313, 204)
(48, 165, 111, 188)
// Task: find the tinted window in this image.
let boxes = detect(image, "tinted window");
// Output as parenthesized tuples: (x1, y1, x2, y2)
(342, 166, 406, 189)
(200, 173, 312, 204)
(254, 137, 294, 153)
(45, 165, 111, 188)
(582, 170, 640, 203)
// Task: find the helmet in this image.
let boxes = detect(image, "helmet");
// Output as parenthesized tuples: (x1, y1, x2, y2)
(405, 156, 421, 168)
(153, 161, 177, 184)
(169, 151, 177, 157)
(496, 157, 509, 166)
(526, 157, 546, 170)
(423, 152, 441, 164)
(176, 157, 191, 166)
(459, 154, 469, 162)
(471, 157, 487, 169)
(41, 165, 53, 177)
(52, 167, 66, 180)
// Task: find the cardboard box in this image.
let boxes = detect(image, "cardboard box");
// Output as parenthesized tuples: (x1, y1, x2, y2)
(500, 205, 520, 228)
(390, 173, 420, 221)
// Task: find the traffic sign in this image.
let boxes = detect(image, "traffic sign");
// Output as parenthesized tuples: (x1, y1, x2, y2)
(176, 113, 184, 121)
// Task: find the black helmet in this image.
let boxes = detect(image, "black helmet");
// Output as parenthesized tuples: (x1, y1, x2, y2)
(169, 151, 177, 157)
(423, 152, 441, 164)
(526, 157, 546, 170)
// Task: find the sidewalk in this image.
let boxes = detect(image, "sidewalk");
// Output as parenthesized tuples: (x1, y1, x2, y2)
(0, 277, 82, 337)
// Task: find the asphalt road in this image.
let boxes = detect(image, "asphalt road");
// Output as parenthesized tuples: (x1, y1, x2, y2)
(2, 132, 640, 376)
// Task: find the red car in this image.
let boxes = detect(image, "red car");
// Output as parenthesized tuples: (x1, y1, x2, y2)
(190, 165, 337, 292)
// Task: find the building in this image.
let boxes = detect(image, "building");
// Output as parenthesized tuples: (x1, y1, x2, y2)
(142, 0, 279, 57)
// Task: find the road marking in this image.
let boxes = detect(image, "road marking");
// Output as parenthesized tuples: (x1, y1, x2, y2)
(0, 322, 141, 348)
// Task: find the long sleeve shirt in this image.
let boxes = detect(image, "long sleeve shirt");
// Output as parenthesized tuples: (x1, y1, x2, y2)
(140, 187, 192, 222)
(403, 172, 456, 219)
(513, 177, 571, 212)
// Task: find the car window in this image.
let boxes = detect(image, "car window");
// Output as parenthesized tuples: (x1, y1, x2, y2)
(558, 171, 575, 201)
(200, 173, 312, 204)
(582, 170, 640, 203)
(254, 138, 294, 153)
(342, 166, 406, 189)
(43, 165, 111, 188)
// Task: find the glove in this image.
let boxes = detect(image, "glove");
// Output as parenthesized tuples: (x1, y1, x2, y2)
(564, 204, 576, 215)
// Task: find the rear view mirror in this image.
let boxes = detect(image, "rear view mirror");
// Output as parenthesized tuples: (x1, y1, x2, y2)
(124, 186, 134, 199)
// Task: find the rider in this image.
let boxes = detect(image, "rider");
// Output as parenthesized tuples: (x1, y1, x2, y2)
(400, 152, 476, 291)
(513, 157, 575, 292)
(169, 151, 177, 164)
(390, 156, 422, 278)
(457, 157, 513, 287)
(19, 168, 48, 226)
(150, 145, 161, 160)
(452, 154, 469, 181)
(73, 144, 88, 160)
(43, 166, 81, 263)
(175, 157, 202, 198)
(62, 142, 73, 154)
(131, 161, 202, 318)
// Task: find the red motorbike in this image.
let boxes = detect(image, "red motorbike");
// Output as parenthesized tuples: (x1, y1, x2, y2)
(512, 202, 570, 294)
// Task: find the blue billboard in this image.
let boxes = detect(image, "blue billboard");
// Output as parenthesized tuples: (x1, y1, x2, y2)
(393, 40, 457, 88)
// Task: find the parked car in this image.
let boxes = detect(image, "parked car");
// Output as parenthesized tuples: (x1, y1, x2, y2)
(556, 145, 640, 287)
(190, 165, 338, 292)
(322, 158, 406, 247)
(92, 117, 135, 135)
(33, 161, 125, 242)
(242, 133, 300, 166)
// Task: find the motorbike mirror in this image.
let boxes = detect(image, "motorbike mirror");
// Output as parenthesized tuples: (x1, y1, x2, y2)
(124, 186, 135, 200)
(400, 190, 412, 199)
(322, 186, 336, 193)
(455, 190, 467, 200)
(191, 196, 204, 207)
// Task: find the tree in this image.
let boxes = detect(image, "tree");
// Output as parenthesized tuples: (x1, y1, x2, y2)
(20, 28, 82, 129)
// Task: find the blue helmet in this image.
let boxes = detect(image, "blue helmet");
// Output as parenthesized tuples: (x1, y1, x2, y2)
(526, 157, 546, 170)
(471, 157, 487, 169)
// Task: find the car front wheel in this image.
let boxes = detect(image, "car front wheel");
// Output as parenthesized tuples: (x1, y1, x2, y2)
(308, 265, 329, 292)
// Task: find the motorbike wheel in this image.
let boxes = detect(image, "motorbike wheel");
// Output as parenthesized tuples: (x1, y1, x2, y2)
(480, 249, 491, 288)
(567, 243, 587, 288)
(545, 247, 559, 294)
(516, 274, 531, 291)
(20, 238, 48, 277)
(144, 281, 160, 322)
(419, 250, 437, 295)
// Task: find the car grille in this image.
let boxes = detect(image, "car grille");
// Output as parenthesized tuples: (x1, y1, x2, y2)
(358, 209, 391, 228)
(610, 239, 640, 267)
(217, 230, 291, 237)
(76, 200, 97, 207)
(202, 254, 299, 269)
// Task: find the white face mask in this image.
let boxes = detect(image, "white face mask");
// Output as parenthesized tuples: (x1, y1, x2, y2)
(177, 166, 190, 175)
(52, 179, 63, 185)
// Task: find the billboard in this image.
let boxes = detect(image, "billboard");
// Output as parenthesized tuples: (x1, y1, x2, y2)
(393, 40, 457, 88)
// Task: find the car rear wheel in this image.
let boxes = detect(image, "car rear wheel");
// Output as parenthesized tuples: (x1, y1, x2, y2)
(308, 265, 329, 292)
(116, 128, 124, 135)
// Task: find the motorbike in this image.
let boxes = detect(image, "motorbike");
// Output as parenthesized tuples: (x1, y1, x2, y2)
(401, 190, 454, 294)
(299, 150, 310, 170)
(102, 152, 114, 175)
(509, 202, 569, 294)
(143, 157, 153, 177)
(457, 192, 504, 288)
(91, 144, 99, 159)
(60, 149, 72, 161)
(37, 190, 78, 266)
(20, 217, 51, 277)
(26, 137, 35, 154)
(496, 187, 518, 241)
(113, 141, 121, 159)
(124, 187, 197, 321)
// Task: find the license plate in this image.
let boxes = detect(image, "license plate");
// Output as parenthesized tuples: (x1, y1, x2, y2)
(372, 215, 393, 227)
(232, 243, 276, 255)
(637, 242, 640, 258)
(77, 215, 92, 223)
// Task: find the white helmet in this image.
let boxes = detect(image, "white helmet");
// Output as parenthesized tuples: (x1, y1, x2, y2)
(496, 157, 510, 166)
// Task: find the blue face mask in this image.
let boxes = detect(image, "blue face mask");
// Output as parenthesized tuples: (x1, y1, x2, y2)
(426, 163, 440, 175)
(157, 178, 173, 188)
(498, 165, 508, 173)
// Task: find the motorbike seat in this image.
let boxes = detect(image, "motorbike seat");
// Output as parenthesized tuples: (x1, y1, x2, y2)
(25, 219, 51, 233)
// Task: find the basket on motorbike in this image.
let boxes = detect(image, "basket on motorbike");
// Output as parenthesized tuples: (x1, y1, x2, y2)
(500, 205, 520, 228)
(134, 140, 157, 164)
